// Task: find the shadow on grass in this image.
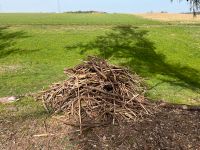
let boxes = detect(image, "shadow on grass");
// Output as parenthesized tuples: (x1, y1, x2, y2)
(0, 26, 40, 59)
(66, 25, 200, 90)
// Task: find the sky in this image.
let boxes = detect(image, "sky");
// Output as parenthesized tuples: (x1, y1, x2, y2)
(0, 0, 190, 13)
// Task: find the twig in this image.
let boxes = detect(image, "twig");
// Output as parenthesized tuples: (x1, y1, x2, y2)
(33, 134, 55, 137)
(77, 76, 82, 134)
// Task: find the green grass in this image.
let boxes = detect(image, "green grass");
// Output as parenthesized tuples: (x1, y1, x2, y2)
(0, 97, 48, 121)
(0, 13, 162, 25)
(0, 13, 199, 105)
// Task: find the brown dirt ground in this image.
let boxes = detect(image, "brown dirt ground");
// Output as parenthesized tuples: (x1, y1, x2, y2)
(0, 114, 76, 150)
(0, 105, 199, 150)
(75, 108, 200, 150)
(136, 13, 200, 23)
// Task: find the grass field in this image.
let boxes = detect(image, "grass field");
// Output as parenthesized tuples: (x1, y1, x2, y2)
(0, 13, 162, 25)
(0, 13, 200, 105)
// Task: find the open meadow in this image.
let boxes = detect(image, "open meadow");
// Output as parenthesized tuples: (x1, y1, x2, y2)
(0, 13, 200, 149)
(0, 13, 199, 104)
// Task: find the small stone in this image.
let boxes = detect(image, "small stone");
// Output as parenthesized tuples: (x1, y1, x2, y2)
(0, 96, 19, 104)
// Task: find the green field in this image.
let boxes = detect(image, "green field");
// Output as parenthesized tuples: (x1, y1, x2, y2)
(0, 13, 200, 105)
(0, 13, 162, 25)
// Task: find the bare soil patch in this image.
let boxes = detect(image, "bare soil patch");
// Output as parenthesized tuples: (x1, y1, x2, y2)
(137, 13, 200, 23)
(0, 106, 199, 150)
(0, 114, 76, 150)
(73, 107, 200, 150)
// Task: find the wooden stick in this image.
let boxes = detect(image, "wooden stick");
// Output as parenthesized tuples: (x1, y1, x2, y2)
(77, 76, 82, 134)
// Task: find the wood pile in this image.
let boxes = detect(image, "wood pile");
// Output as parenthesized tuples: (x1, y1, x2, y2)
(38, 57, 152, 132)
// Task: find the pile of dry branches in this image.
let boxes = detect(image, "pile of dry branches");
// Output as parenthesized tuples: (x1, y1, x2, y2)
(38, 57, 152, 132)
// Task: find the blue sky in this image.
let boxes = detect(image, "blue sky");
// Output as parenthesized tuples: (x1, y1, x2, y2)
(0, 0, 190, 13)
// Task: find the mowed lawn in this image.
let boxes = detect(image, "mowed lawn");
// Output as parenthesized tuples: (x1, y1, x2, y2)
(0, 13, 200, 105)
